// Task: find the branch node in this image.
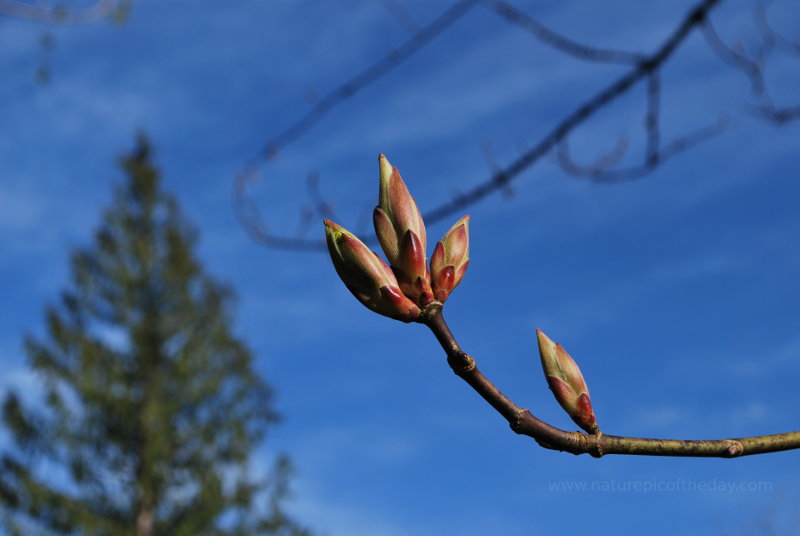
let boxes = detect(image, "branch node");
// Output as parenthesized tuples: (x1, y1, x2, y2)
(725, 440, 744, 458)
(589, 431, 605, 458)
(509, 408, 527, 434)
(446, 352, 476, 374)
(418, 301, 444, 323)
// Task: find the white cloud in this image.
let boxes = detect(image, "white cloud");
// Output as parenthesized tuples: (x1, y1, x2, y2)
(728, 400, 770, 428)
(288, 483, 410, 536)
(726, 337, 800, 380)
(631, 405, 688, 429)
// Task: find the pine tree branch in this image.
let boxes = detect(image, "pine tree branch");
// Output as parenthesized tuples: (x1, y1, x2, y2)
(419, 303, 800, 458)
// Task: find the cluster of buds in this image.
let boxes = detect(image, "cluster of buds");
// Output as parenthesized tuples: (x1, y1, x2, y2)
(324, 154, 470, 322)
(536, 329, 598, 434)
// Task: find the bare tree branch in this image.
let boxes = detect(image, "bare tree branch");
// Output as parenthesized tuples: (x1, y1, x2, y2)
(420, 303, 800, 457)
(237, 0, 728, 251)
(754, 0, 800, 57)
(421, 0, 724, 222)
(756, 103, 800, 124)
(645, 73, 661, 165)
(306, 170, 335, 220)
(480, 0, 646, 65)
(241, 0, 479, 169)
(293, 171, 334, 240)
(234, 0, 480, 249)
(238, 0, 799, 251)
(234, 168, 327, 251)
(556, 117, 731, 183)
(0, 0, 117, 25)
(480, 138, 515, 198)
(703, 14, 766, 96)
(378, 0, 420, 34)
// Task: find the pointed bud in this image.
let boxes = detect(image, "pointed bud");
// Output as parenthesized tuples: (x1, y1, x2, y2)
(430, 215, 470, 302)
(374, 154, 431, 306)
(536, 329, 598, 434)
(325, 219, 420, 322)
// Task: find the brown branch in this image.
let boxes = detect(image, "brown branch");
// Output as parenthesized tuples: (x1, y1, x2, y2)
(480, 138, 514, 198)
(233, 168, 327, 251)
(241, 0, 479, 170)
(481, 0, 646, 65)
(234, 0, 479, 250)
(419, 303, 800, 457)
(558, 0, 799, 183)
(754, 0, 800, 58)
(422, 0, 724, 223)
(0, 0, 117, 25)
(702, 14, 766, 96)
(378, 0, 420, 34)
(556, 116, 731, 183)
(237, 0, 726, 251)
(645, 73, 661, 165)
(755, 103, 800, 124)
(306, 170, 335, 220)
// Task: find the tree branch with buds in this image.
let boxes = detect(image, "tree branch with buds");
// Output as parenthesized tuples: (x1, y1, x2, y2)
(324, 155, 800, 459)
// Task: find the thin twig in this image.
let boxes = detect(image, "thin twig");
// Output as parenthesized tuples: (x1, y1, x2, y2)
(481, 0, 645, 65)
(557, 117, 731, 183)
(306, 171, 335, 219)
(420, 303, 800, 457)
(378, 0, 420, 34)
(756, 103, 800, 125)
(0, 0, 116, 25)
(234, 0, 479, 249)
(422, 0, 724, 223)
(234, 167, 327, 250)
(237, 0, 726, 251)
(754, 0, 800, 57)
(702, 15, 766, 96)
(645, 73, 661, 165)
(242, 0, 479, 169)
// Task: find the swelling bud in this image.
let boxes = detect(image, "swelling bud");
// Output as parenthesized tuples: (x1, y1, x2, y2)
(537, 329, 598, 434)
(325, 219, 421, 322)
(430, 215, 470, 303)
(373, 154, 433, 307)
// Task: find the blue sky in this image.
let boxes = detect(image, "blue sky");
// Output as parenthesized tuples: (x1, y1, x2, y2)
(1, 0, 800, 534)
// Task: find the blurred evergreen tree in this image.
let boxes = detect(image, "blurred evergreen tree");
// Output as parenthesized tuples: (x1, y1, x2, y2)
(0, 136, 310, 536)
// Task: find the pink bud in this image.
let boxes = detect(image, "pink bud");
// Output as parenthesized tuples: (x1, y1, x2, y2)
(430, 215, 470, 303)
(536, 329, 598, 434)
(373, 206, 398, 261)
(325, 219, 420, 322)
(374, 155, 432, 307)
(377, 154, 426, 253)
(390, 230, 432, 305)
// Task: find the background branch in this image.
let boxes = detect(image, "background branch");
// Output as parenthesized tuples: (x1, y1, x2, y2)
(236, 0, 799, 251)
(703, 15, 766, 96)
(556, 116, 731, 183)
(480, 0, 645, 65)
(0, 0, 118, 25)
(240, 0, 479, 169)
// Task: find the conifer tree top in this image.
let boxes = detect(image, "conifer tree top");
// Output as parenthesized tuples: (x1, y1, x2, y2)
(1, 136, 310, 536)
